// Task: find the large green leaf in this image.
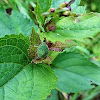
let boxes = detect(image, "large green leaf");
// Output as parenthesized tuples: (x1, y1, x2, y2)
(0, 9, 37, 37)
(52, 52, 100, 93)
(43, 13, 100, 43)
(0, 34, 57, 100)
(0, 63, 57, 100)
(0, 34, 30, 87)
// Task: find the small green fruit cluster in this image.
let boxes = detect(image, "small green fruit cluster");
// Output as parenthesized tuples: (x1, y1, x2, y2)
(37, 42, 49, 58)
(60, 2, 71, 16)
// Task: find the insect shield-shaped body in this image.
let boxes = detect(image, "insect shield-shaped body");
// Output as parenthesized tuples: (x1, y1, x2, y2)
(37, 42, 49, 58)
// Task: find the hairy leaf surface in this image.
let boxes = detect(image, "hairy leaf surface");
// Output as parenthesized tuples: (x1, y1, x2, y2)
(28, 28, 41, 59)
(0, 9, 37, 37)
(52, 52, 100, 93)
(0, 64, 57, 100)
(0, 34, 57, 100)
(0, 34, 30, 87)
(43, 13, 100, 43)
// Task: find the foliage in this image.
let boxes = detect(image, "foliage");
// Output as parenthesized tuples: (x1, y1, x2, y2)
(81, 0, 100, 13)
(42, 13, 100, 42)
(0, 0, 100, 100)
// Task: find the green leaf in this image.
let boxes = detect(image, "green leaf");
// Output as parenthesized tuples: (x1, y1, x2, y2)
(0, 34, 57, 99)
(0, 9, 37, 37)
(15, 1, 31, 19)
(43, 13, 100, 43)
(0, 63, 57, 100)
(93, 43, 100, 60)
(0, 34, 30, 87)
(72, 6, 86, 14)
(35, 0, 52, 24)
(30, 28, 41, 46)
(64, 46, 90, 57)
(52, 52, 100, 93)
(71, 0, 81, 10)
(28, 28, 41, 59)
(46, 89, 63, 100)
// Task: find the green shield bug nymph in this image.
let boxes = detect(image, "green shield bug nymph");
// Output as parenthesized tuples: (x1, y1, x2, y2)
(37, 42, 49, 58)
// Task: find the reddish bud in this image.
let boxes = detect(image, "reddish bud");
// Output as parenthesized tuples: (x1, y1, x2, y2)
(64, 2, 69, 7)
(50, 8, 55, 12)
(60, 2, 69, 8)
(67, 6, 71, 11)
(60, 3, 65, 8)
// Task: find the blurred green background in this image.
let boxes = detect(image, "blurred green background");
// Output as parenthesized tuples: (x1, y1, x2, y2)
(81, 0, 100, 12)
